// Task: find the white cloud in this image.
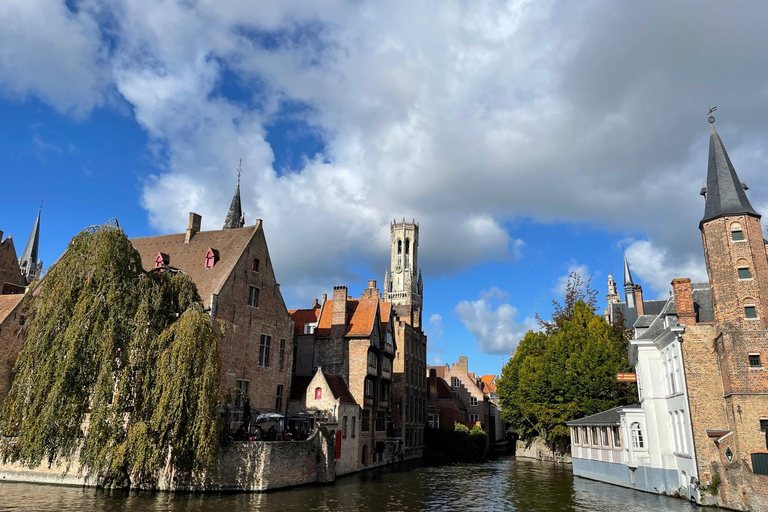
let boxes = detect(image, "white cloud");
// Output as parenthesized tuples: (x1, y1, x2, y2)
(625, 240, 708, 298)
(6, 1, 768, 303)
(428, 313, 444, 339)
(456, 288, 537, 355)
(554, 262, 591, 297)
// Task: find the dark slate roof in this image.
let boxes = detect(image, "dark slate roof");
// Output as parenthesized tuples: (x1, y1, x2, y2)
(223, 181, 243, 229)
(567, 404, 641, 426)
(613, 299, 666, 329)
(700, 124, 760, 227)
(691, 283, 714, 323)
(637, 297, 676, 340)
(324, 373, 357, 405)
(633, 315, 656, 328)
(623, 256, 634, 286)
(643, 300, 667, 317)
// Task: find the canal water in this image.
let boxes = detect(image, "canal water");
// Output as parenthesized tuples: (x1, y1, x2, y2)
(0, 457, 713, 511)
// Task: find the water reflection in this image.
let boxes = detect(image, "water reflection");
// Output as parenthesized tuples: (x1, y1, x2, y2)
(0, 457, 712, 512)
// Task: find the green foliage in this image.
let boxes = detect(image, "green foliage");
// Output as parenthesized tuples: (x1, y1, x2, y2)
(707, 473, 721, 496)
(470, 425, 486, 436)
(497, 273, 637, 450)
(0, 224, 221, 487)
(454, 422, 470, 433)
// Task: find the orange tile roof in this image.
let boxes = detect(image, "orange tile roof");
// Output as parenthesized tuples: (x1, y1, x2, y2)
(315, 297, 380, 337)
(0, 294, 24, 324)
(130, 225, 257, 308)
(289, 307, 321, 336)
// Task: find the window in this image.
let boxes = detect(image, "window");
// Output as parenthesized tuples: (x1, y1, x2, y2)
(470, 397, 478, 407)
(279, 339, 285, 370)
(405, 239, 410, 254)
(760, 419, 768, 432)
(368, 351, 377, 370)
(397, 240, 402, 254)
(343, 416, 348, 438)
(731, 222, 744, 241)
(352, 416, 356, 438)
(591, 426, 599, 446)
(601, 427, 610, 447)
(315, 387, 322, 400)
(612, 426, 621, 447)
(375, 411, 385, 431)
(204, 249, 216, 268)
(572, 428, 580, 444)
(469, 414, 479, 422)
(235, 379, 249, 408)
(386, 332, 393, 348)
(304, 323, 316, 334)
(382, 359, 392, 375)
(248, 286, 259, 308)
(749, 354, 762, 368)
(365, 379, 374, 399)
(259, 334, 271, 367)
(631, 422, 644, 448)
(362, 410, 370, 431)
(451, 377, 460, 388)
(745, 305, 758, 319)
(739, 267, 752, 279)
(752, 453, 768, 475)
(275, 385, 283, 412)
(252, 258, 260, 272)
(380, 381, 389, 401)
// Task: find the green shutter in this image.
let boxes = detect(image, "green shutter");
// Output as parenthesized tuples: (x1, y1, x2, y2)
(752, 453, 768, 475)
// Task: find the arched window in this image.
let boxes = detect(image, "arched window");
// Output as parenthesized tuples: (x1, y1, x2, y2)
(397, 240, 402, 254)
(204, 248, 216, 269)
(154, 252, 168, 269)
(405, 238, 410, 254)
(744, 298, 758, 319)
(737, 259, 752, 280)
(630, 422, 644, 448)
(315, 387, 322, 400)
(731, 222, 745, 241)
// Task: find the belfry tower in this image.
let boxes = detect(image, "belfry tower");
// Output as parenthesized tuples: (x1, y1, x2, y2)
(385, 219, 423, 328)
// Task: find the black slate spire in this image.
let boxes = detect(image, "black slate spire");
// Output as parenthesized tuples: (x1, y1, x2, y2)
(223, 160, 244, 230)
(19, 200, 42, 280)
(700, 122, 760, 227)
(623, 254, 634, 286)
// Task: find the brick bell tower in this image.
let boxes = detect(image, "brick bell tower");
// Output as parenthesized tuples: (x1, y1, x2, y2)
(384, 219, 423, 328)
(699, 119, 768, 331)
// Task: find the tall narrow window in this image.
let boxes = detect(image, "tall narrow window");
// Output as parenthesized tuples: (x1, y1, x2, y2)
(204, 248, 216, 268)
(343, 416, 348, 438)
(612, 426, 621, 447)
(315, 387, 322, 400)
(631, 422, 644, 448)
(279, 339, 286, 370)
(405, 239, 410, 254)
(352, 416, 356, 438)
(252, 258, 260, 272)
(248, 286, 259, 308)
(292, 339, 298, 374)
(362, 410, 370, 431)
(731, 222, 744, 241)
(368, 351, 377, 371)
(259, 334, 271, 366)
(397, 240, 402, 254)
(275, 384, 283, 412)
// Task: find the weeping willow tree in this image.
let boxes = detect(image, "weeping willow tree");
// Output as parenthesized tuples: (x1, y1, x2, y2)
(0, 223, 221, 487)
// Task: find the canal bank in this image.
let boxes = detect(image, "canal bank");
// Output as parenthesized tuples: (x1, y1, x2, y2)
(0, 457, 715, 512)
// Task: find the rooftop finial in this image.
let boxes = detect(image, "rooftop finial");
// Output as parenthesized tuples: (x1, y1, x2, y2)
(39, 197, 44, 212)
(708, 105, 717, 124)
(237, 158, 242, 188)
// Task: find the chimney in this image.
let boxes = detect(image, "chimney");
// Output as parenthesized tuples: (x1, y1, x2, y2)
(362, 279, 380, 298)
(368, 280, 377, 289)
(332, 286, 348, 327)
(429, 368, 437, 400)
(672, 278, 696, 325)
(458, 356, 468, 374)
(635, 285, 645, 316)
(322, 293, 328, 304)
(185, 212, 202, 243)
(312, 298, 319, 308)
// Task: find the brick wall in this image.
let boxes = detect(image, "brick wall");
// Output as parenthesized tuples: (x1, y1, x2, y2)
(0, 296, 26, 410)
(0, 237, 25, 289)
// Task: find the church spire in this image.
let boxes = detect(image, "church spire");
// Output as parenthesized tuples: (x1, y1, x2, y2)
(623, 254, 634, 286)
(700, 116, 759, 228)
(223, 159, 245, 229)
(19, 199, 42, 282)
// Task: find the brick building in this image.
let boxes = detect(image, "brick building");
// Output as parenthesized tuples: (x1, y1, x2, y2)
(130, 182, 294, 427)
(426, 367, 467, 430)
(385, 220, 427, 459)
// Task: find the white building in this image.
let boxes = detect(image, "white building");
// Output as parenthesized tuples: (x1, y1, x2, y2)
(569, 286, 712, 501)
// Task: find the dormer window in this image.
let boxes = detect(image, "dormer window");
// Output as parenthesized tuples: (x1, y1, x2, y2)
(731, 222, 744, 241)
(154, 252, 169, 268)
(204, 248, 218, 269)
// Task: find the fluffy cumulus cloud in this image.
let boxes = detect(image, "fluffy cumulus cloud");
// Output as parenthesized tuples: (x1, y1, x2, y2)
(428, 313, 444, 340)
(4, 1, 768, 300)
(455, 287, 537, 354)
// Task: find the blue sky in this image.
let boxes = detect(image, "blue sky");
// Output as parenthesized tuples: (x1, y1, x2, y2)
(4, 1, 768, 377)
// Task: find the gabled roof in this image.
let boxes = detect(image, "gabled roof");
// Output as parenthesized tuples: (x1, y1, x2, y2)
(315, 297, 380, 337)
(324, 373, 357, 405)
(435, 377, 455, 400)
(0, 293, 25, 324)
(700, 123, 760, 227)
(566, 404, 640, 426)
(289, 307, 321, 336)
(130, 225, 257, 308)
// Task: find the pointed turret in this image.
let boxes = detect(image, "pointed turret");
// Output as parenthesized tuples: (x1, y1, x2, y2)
(19, 201, 42, 283)
(623, 255, 634, 286)
(223, 160, 245, 229)
(700, 122, 760, 228)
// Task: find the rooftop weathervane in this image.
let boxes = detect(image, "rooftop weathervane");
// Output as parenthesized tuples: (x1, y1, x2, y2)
(708, 106, 717, 124)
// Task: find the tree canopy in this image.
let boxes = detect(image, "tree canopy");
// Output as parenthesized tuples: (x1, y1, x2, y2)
(1, 223, 221, 487)
(497, 273, 636, 451)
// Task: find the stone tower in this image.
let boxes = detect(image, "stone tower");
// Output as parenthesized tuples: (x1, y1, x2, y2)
(386, 219, 423, 328)
(606, 271, 620, 309)
(699, 121, 768, 330)
(223, 160, 245, 230)
(18, 202, 42, 284)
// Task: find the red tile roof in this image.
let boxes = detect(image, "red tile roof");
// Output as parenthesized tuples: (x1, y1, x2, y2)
(130, 225, 257, 308)
(315, 297, 380, 337)
(289, 307, 321, 336)
(324, 373, 357, 405)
